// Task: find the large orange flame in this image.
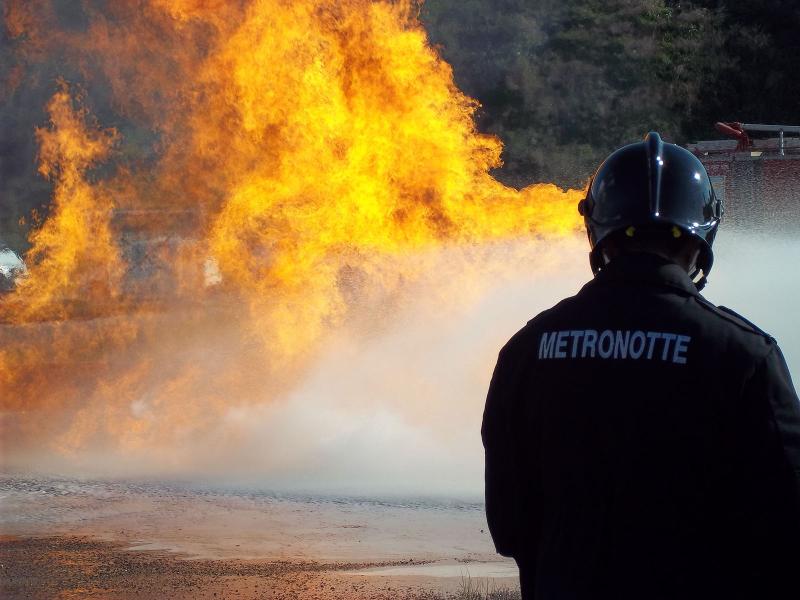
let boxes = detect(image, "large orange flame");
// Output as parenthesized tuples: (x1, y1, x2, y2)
(1, 0, 583, 468)
(4, 83, 122, 323)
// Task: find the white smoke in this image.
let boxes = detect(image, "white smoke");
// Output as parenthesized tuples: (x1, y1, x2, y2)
(11, 230, 798, 498)
(705, 231, 800, 376)
(214, 229, 800, 497)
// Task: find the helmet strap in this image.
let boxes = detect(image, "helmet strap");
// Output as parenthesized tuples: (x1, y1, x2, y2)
(691, 268, 708, 292)
(589, 246, 605, 275)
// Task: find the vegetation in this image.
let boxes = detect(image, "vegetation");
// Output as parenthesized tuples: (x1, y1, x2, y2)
(415, 576, 521, 600)
(422, 0, 800, 187)
(452, 576, 521, 599)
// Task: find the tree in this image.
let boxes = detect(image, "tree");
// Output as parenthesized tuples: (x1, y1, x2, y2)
(424, 0, 728, 187)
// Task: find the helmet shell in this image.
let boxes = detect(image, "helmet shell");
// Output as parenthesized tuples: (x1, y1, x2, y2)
(579, 132, 723, 285)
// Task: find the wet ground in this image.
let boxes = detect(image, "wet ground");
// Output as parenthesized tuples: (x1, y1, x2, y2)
(0, 535, 447, 599)
(0, 475, 519, 598)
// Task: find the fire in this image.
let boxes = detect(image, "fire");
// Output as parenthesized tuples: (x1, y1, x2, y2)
(3, 83, 123, 323)
(1, 0, 583, 469)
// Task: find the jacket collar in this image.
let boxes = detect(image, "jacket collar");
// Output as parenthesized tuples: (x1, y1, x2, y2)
(584, 252, 699, 296)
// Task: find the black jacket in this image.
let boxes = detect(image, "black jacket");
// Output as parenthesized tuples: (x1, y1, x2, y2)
(482, 252, 800, 599)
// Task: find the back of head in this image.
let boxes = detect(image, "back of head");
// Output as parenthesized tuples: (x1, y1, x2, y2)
(601, 225, 704, 275)
(578, 132, 723, 290)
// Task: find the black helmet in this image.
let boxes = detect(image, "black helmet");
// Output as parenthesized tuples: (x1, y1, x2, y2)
(578, 132, 723, 290)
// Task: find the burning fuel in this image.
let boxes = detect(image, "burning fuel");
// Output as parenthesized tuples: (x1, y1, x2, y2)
(1, 1, 583, 475)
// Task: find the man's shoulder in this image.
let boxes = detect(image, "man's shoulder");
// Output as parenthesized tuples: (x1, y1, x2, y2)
(681, 295, 781, 365)
(691, 295, 776, 342)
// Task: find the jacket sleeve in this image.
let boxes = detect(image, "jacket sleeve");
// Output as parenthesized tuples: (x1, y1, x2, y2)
(755, 344, 800, 497)
(738, 343, 800, 577)
(765, 345, 800, 488)
(481, 346, 526, 559)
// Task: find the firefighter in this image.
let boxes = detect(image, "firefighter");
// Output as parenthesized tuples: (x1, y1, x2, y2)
(482, 132, 800, 600)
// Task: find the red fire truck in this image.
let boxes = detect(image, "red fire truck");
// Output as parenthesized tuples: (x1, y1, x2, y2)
(687, 123, 800, 231)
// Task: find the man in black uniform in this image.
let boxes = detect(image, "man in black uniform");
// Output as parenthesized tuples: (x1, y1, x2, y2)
(482, 132, 800, 599)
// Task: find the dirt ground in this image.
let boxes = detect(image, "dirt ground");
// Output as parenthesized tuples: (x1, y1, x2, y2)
(0, 535, 465, 599)
(0, 477, 519, 598)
